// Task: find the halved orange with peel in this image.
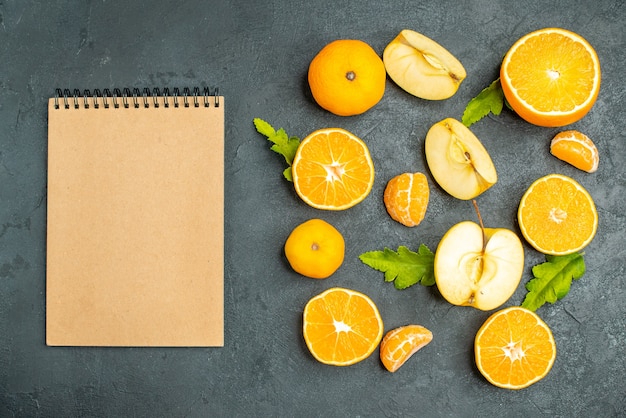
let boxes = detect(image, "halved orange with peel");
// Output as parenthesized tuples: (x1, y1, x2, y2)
(500, 27, 601, 127)
(303, 287, 383, 366)
(475, 306, 556, 390)
(292, 128, 375, 210)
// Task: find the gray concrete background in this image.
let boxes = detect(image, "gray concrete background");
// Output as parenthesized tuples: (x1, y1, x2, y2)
(1, 0, 625, 416)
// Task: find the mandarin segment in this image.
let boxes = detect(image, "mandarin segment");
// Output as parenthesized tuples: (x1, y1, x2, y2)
(303, 287, 384, 366)
(292, 128, 375, 210)
(518, 174, 598, 255)
(475, 306, 556, 390)
(379, 325, 433, 372)
(500, 28, 601, 127)
(550, 130, 599, 173)
(308, 39, 386, 116)
(383, 172, 430, 227)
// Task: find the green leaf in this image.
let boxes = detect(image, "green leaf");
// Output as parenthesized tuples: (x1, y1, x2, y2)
(253, 117, 276, 137)
(359, 244, 435, 289)
(521, 253, 586, 312)
(253, 118, 300, 182)
(462, 78, 504, 127)
(283, 167, 293, 182)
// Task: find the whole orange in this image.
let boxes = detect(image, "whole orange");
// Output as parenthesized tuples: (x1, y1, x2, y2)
(308, 39, 386, 116)
(284, 219, 345, 279)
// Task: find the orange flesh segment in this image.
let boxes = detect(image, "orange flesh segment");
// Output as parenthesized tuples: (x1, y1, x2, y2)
(550, 130, 599, 173)
(380, 325, 433, 372)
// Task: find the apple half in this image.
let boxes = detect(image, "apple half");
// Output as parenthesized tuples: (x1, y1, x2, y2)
(434, 221, 524, 311)
(425, 118, 497, 200)
(383, 29, 466, 100)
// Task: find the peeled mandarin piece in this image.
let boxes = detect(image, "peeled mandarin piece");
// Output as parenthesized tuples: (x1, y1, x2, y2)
(380, 325, 433, 372)
(550, 130, 599, 173)
(383, 172, 429, 227)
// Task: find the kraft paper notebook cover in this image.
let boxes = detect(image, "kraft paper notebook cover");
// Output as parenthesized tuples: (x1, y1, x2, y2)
(46, 87, 224, 347)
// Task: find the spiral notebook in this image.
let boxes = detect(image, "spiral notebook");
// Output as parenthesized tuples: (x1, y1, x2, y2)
(46, 87, 224, 347)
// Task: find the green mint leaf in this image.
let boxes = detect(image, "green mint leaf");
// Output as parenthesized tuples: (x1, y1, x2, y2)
(359, 244, 435, 289)
(253, 117, 276, 137)
(283, 167, 293, 182)
(268, 129, 299, 165)
(521, 253, 586, 312)
(253, 118, 301, 182)
(462, 78, 504, 127)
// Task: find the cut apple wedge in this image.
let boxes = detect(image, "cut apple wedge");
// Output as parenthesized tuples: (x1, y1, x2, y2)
(425, 118, 497, 200)
(383, 29, 466, 100)
(434, 221, 524, 311)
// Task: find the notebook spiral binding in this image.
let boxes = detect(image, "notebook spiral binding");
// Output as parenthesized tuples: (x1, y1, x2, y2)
(54, 87, 220, 110)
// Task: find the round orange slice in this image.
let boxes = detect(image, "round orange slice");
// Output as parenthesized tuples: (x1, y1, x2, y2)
(500, 27, 601, 127)
(518, 174, 598, 255)
(475, 306, 556, 390)
(302, 287, 383, 366)
(292, 128, 375, 210)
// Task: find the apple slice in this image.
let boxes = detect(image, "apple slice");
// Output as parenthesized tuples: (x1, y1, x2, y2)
(425, 118, 497, 200)
(434, 221, 524, 311)
(383, 29, 466, 100)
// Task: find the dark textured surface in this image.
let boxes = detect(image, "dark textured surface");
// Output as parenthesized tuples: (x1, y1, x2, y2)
(2, 0, 625, 416)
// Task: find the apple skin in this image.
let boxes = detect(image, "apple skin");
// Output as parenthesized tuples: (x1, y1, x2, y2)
(434, 221, 524, 311)
(425, 118, 497, 200)
(383, 29, 466, 100)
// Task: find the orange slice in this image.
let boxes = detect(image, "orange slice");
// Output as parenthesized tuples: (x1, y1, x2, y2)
(379, 325, 433, 372)
(500, 28, 601, 127)
(383, 172, 430, 227)
(475, 306, 556, 390)
(292, 128, 375, 210)
(518, 174, 598, 255)
(302, 287, 383, 366)
(550, 130, 599, 173)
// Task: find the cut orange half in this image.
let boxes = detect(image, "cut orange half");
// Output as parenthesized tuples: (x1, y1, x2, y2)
(302, 287, 383, 366)
(475, 306, 556, 390)
(292, 128, 375, 210)
(500, 28, 601, 127)
(518, 174, 598, 255)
